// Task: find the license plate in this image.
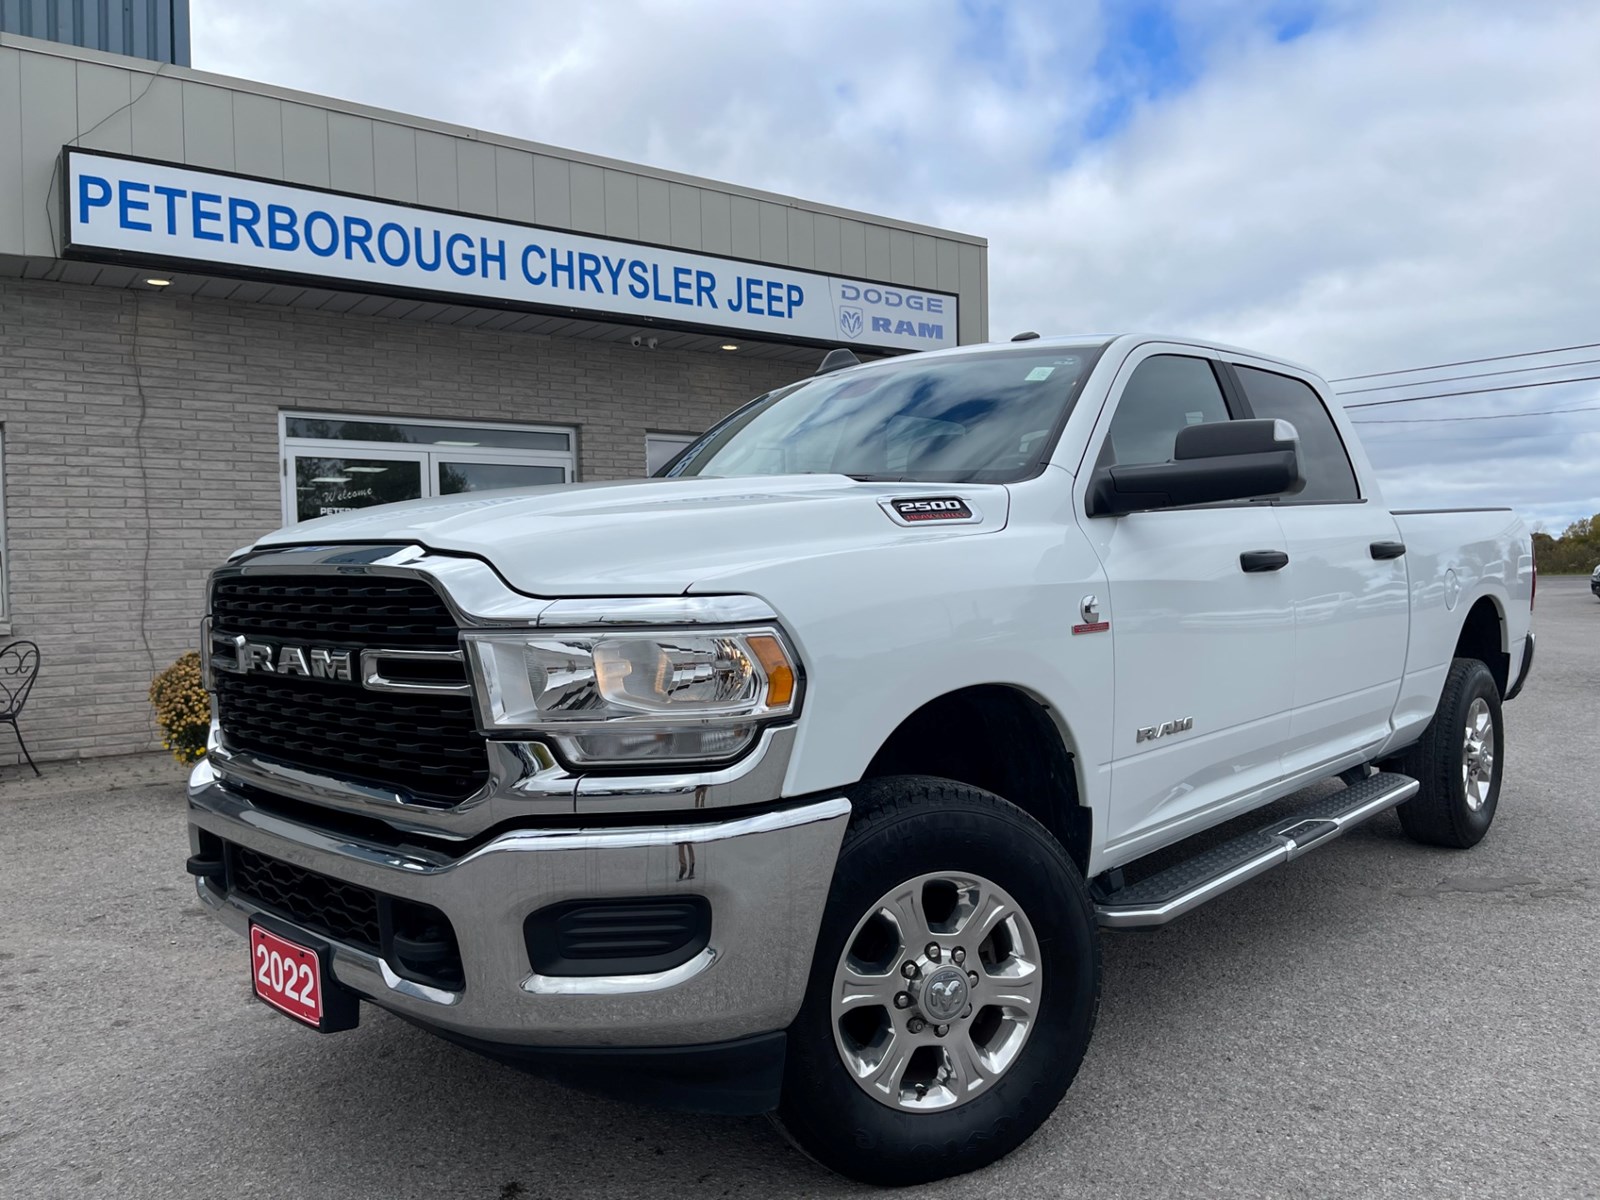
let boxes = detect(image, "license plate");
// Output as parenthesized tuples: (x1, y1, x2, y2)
(250, 922, 325, 1027)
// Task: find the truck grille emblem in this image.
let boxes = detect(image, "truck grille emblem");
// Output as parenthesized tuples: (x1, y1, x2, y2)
(216, 634, 354, 682)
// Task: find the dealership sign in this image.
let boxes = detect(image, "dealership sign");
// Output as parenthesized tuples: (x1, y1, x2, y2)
(62, 149, 958, 352)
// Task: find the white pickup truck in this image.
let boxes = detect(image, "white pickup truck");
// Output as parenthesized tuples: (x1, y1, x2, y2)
(187, 333, 1534, 1184)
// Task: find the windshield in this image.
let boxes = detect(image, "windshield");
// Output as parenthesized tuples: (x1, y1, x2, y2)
(665, 343, 1109, 484)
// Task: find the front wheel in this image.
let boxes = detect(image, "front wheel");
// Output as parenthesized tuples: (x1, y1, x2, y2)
(1397, 657, 1504, 848)
(774, 776, 1100, 1185)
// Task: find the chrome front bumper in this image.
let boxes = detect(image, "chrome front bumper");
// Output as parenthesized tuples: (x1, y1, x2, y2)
(188, 761, 850, 1047)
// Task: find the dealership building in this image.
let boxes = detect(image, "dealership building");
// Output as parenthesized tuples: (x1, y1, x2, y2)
(0, 29, 988, 769)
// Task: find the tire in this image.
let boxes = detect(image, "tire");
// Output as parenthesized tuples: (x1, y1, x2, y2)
(774, 776, 1100, 1185)
(1396, 657, 1504, 848)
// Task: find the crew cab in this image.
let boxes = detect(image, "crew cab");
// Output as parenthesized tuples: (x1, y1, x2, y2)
(186, 334, 1534, 1184)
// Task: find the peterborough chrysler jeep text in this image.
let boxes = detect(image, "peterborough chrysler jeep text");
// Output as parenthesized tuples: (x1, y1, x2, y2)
(186, 334, 1534, 1183)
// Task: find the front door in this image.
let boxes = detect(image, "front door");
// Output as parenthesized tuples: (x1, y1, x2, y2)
(1073, 345, 1297, 859)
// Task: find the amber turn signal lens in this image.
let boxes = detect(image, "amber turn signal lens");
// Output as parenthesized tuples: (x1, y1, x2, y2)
(747, 634, 796, 707)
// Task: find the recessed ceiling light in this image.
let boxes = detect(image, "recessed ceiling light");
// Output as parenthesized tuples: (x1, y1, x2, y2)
(145, 278, 171, 287)
(720, 343, 739, 351)
(310, 476, 352, 484)
(434, 440, 480, 447)
(344, 466, 388, 473)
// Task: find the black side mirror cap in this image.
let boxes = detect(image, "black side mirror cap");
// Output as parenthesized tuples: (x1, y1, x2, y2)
(1088, 418, 1304, 516)
(1173, 418, 1299, 461)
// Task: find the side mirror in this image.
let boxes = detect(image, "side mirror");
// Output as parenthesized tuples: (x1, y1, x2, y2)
(1087, 419, 1304, 516)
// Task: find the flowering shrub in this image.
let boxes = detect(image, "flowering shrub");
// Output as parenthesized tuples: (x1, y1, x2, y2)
(149, 651, 210, 765)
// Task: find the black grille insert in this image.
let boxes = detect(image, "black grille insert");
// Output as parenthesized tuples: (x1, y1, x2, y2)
(212, 576, 459, 647)
(225, 843, 464, 990)
(211, 573, 487, 804)
(228, 844, 381, 954)
(524, 896, 712, 977)
(214, 672, 487, 803)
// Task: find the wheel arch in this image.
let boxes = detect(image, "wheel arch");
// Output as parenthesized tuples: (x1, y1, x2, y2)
(1454, 592, 1511, 697)
(860, 683, 1091, 874)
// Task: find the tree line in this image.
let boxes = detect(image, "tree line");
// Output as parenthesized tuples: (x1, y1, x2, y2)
(1532, 514, 1600, 574)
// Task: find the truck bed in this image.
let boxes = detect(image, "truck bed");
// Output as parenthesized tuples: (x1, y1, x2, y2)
(1385, 506, 1534, 752)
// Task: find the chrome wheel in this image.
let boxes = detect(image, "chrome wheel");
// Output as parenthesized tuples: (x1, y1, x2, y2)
(831, 871, 1041, 1112)
(1461, 696, 1495, 811)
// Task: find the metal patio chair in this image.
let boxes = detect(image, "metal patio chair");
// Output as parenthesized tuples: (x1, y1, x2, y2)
(1, 640, 41, 777)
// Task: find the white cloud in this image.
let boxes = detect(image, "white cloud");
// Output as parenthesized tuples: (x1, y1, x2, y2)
(191, 0, 1600, 527)
(193, 0, 1102, 206)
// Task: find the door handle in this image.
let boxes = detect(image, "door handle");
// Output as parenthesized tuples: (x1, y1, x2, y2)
(1240, 549, 1289, 573)
(1370, 540, 1407, 560)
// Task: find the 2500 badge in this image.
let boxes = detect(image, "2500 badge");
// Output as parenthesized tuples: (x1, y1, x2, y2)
(890, 497, 974, 522)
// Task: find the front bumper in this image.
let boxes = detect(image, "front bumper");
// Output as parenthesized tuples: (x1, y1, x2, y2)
(188, 761, 849, 1049)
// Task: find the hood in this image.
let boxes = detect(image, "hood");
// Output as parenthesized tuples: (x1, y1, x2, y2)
(252, 475, 1010, 596)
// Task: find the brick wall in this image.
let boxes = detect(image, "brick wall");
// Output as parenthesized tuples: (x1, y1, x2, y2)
(0, 277, 800, 766)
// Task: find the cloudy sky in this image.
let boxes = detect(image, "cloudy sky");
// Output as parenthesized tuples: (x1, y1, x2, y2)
(191, 0, 1600, 532)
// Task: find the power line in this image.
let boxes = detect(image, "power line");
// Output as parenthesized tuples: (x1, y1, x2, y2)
(1359, 431, 1567, 443)
(1328, 341, 1600, 383)
(1334, 355, 1600, 396)
(1342, 372, 1600, 409)
(1351, 404, 1600, 425)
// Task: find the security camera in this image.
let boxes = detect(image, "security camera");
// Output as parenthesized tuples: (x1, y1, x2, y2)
(630, 334, 643, 348)
(646, 336, 659, 350)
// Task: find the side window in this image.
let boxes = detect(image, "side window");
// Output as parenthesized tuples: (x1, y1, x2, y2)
(1101, 354, 1231, 467)
(1233, 365, 1359, 502)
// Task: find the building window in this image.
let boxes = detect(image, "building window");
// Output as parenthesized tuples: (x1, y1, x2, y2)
(646, 433, 698, 476)
(0, 428, 8, 623)
(280, 413, 576, 524)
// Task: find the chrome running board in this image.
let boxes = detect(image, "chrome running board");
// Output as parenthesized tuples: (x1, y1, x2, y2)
(1094, 772, 1419, 929)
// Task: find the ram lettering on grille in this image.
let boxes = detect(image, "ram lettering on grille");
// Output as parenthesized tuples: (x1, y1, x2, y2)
(214, 634, 354, 681)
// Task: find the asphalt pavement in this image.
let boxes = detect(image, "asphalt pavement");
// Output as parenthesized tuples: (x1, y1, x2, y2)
(2, 578, 1596, 1199)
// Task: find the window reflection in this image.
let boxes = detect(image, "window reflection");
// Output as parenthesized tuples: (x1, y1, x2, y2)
(437, 462, 567, 494)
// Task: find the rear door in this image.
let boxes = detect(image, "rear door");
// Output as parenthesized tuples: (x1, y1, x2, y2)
(1222, 359, 1409, 776)
(1074, 344, 1296, 858)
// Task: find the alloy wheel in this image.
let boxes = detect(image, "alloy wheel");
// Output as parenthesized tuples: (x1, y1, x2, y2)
(830, 871, 1041, 1112)
(1461, 696, 1495, 811)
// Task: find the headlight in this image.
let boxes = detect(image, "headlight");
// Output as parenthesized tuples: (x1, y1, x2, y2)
(462, 627, 799, 767)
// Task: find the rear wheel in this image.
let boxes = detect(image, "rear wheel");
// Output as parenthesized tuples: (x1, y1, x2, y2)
(775, 776, 1100, 1185)
(1397, 657, 1503, 848)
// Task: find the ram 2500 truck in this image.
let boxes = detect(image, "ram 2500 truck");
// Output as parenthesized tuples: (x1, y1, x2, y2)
(187, 334, 1534, 1184)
